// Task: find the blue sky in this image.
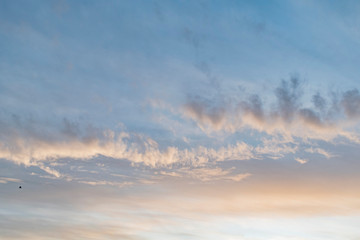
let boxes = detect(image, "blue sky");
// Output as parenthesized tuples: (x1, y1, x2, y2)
(1, 1, 360, 239)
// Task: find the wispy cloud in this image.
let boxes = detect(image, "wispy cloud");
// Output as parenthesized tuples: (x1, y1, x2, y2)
(305, 147, 334, 159)
(0, 177, 21, 184)
(79, 180, 134, 188)
(295, 157, 308, 164)
(159, 167, 251, 182)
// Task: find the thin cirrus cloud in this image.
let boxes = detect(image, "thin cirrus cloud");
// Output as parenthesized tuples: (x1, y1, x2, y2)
(159, 167, 251, 182)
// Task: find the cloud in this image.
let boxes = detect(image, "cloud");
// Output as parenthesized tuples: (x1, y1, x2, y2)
(305, 147, 333, 159)
(0, 117, 260, 171)
(159, 171, 182, 177)
(255, 136, 298, 159)
(274, 77, 302, 122)
(38, 164, 63, 178)
(240, 94, 265, 124)
(225, 173, 252, 182)
(0, 113, 337, 178)
(295, 158, 308, 164)
(79, 180, 134, 188)
(0, 177, 21, 184)
(341, 89, 360, 119)
(181, 77, 360, 142)
(165, 167, 251, 182)
(312, 92, 327, 111)
(183, 95, 227, 131)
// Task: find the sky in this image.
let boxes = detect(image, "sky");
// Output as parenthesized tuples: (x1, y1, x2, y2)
(1, 0, 360, 239)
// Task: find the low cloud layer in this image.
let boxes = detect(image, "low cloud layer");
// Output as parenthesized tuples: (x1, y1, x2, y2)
(0, 117, 257, 172)
(0, 78, 346, 179)
(0, 111, 335, 180)
(0, 119, 333, 190)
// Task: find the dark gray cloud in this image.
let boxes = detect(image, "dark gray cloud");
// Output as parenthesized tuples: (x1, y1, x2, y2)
(184, 95, 226, 129)
(274, 77, 302, 122)
(182, 77, 360, 138)
(341, 89, 360, 119)
(298, 108, 323, 127)
(312, 92, 327, 111)
(61, 118, 81, 138)
(239, 94, 265, 123)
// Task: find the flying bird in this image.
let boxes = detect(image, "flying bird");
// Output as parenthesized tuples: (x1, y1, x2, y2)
(19, 186, 22, 189)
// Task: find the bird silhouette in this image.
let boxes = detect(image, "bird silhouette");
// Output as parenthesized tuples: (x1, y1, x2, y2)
(19, 186, 22, 189)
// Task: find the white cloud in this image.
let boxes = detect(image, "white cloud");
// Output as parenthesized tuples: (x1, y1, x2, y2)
(79, 180, 134, 188)
(0, 126, 257, 171)
(171, 167, 251, 182)
(295, 158, 308, 164)
(305, 147, 333, 159)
